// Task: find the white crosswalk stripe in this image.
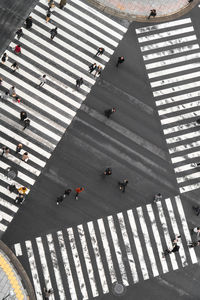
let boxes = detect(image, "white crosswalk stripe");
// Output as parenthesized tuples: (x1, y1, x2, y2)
(0, 0, 127, 233)
(13, 196, 197, 299)
(136, 17, 200, 193)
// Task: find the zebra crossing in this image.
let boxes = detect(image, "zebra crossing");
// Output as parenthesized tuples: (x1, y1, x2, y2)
(136, 17, 200, 194)
(13, 195, 197, 300)
(0, 0, 127, 233)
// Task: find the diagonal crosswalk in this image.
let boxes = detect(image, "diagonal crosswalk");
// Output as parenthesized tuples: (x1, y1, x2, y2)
(136, 18, 200, 193)
(0, 0, 127, 234)
(13, 195, 197, 300)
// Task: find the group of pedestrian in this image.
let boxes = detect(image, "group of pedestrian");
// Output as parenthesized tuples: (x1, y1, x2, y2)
(162, 235, 181, 257)
(14, 186, 28, 204)
(89, 63, 102, 77)
(56, 187, 84, 204)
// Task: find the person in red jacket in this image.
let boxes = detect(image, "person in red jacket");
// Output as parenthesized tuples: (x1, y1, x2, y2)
(14, 44, 21, 55)
(75, 187, 84, 200)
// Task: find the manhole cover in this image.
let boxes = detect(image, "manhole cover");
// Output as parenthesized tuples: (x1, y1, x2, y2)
(112, 282, 126, 296)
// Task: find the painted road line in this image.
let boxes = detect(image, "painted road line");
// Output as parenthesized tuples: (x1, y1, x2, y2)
(177, 171, 200, 183)
(0, 198, 18, 214)
(174, 163, 197, 173)
(0, 210, 13, 222)
(169, 141, 200, 155)
(180, 182, 200, 193)
(155, 91, 200, 106)
(154, 81, 200, 97)
(166, 131, 200, 144)
(14, 243, 22, 257)
(171, 150, 200, 163)
(161, 111, 200, 125)
(163, 123, 196, 135)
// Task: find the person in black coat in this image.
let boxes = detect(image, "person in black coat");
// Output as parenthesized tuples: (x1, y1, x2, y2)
(25, 16, 33, 29)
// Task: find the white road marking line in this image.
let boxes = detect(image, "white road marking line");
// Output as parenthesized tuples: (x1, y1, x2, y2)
(169, 140, 200, 155)
(0, 186, 16, 201)
(0, 210, 13, 222)
(0, 198, 18, 213)
(137, 207, 159, 277)
(14, 243, 22, 256)
(166, 131, 200, 144)
(175, 196, 197, 263)
(127, 209, 149, 280)
(77, 224, 99, 298)
(161, 111, 200, 125)
(156, 201, 178, 270)
(163, 122, 196, 135)
(154, 81, 200, 97)
(67, 227, 88, 300)
(0, 223, 6, 232)
(57, 231, 77, 300)
(36, 237, 55, 300)
(143, 44, 199, 61)
(174, 163, 196, 173)
(138, 27, 194, 43)
(25, 240, 43, 300)
(117, 212, 139, 283)
(165, 198, 187, 267)
(171, 150, 200, 163)
(46, 234, 66, 300)
(177, 171, 200, 183)
(136, 18, 191, 34)
(155, 90, 200, 106)
(140, 35, 197, 52)
(146, 204, 169, 274)
(180, 182, 200, 193)
(97, 218, 117, 284)
(87, 221, 109, 293)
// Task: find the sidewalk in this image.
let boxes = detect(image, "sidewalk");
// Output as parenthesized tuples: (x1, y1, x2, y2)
(88, 0, 199, 21)
(0, 241, 35, 300)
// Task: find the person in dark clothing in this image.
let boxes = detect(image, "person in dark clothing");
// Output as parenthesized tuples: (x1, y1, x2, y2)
(118, 179, 128, 192)
(89, 63, 97, 74)
(103, 168, 112, 176)
(11, 61, 19, 72)
(46, 8, 51, 23)
(48, 0, 55, 8)
(162, 235, 181, 257)
(23, 119, 30, 130)
(196, 118, 200, 124)
(193, 206, 200, 216)
(116, 56, 125, 67)
(1, 146, 9, 157)
(14, 194, 25, 204)
(25, 16, 33, 29)
(76, 77, 83, 88)
(50, 27, 57, 40)
(1, 52, 8, 63)
(104, 108, 116, 118)
(16, 28, 23, 40)
(148, 9, 157, 19)
(59, 0, 67, 9)
(75, 187, 84, 200)
(56, 189, 71, 205)
(43, 287, 54, 299)
(20, 111, 27, 121)
(94, 47, 105, 57)
(188, 240, 200, 247)
(15, 143, 23, 154)
(7, 184, 18, 193)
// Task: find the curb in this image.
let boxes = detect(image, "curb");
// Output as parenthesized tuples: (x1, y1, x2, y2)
(86, 0, 200, 22)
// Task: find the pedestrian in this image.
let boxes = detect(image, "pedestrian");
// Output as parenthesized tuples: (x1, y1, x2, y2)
(14, 194, 25, 204)
(148, 9, 157, 19)
(59, 0, 67, 9)
(48, 0, 55, 8)
(116, 56, 125, 67)
(76, 77, 83, 88)
(1, 52, 8, 64)
(18, 186, 27, 195)
(11, 61, 19, 72)
(154, 193, 162, 203)
(5, 167, 17, 180)
(20, 111, 27, 121)
(104, 108, 116, 118)
(43, 287, 54, 299)
(25, 16, 33, 29)
(118, 179, 128, 193)
(103, 168, 112, 175)
(75, 187, 84, 200)
(23, 119, 30, 130)
(191, 226, 200, 238)
(56, 189, 71, 205)
(162, 235, 181, 257)
(193, 205, 200, 216)
(1, 146, 9, 157)
(14, 44, 21, 55)
(38, 75, 46, 87)
(0, 91, 9, 101)
(16, 28, 23, 40)
(0, 77, 2, 85)
(46, 8, 51, 23)
(50, 27, 57, 40)
(7, 184, 17, 193)
(89, 63, 97, 74)
(188, 240, 200, 247)
(15, 143, 23, 154)
(94, 65, 102, 77)
(22, 152, 29, 162)
(9, 86, 17, 98)
(94, 47, 105, 57)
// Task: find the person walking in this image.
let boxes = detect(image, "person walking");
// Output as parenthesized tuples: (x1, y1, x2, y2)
(50, 27, 57, 40)
(14, 44, 21, 55)
(193, 205, 200, 216)
(191, 226, 200, 238)
(89, 63, 97, 74)
(94, 47, 105, 57)
(7, 184, 17, 193)
(22, 152, 29, 162)
(1, 52, 8, 64)
(59, 0, 67, 9)
(76, 77, 83, 88)
(20, 111, 27, 121)
(103, 168, 112, 176)
(147, 9, 157, 19)
(23, 119, 30, 130)
(46, 8, 52, 23)
(56, 189, 71, 205)
(43, 287, 54, 299)
(14, 194, 25, 204)
(116, 56, 125, 67)
(118, 179, 128, 193)
(15, 143, 23, 154)
(94, 65, 102, 77)
(9, 86, 17, 98)
(25, 16, 33, 29)
(11, 61, 19, 72)
(5, 167, 17, 180)
(16, 28, 23, 40)
(38, 75, 46, 87)
(162, 235, 181, 257)
(154, 193, 163, 203)
(75, 187, 84, 200)
(1, 146, 10, 157)
(104, 108, 116, 118)
(18, 186, 28, 195)
(188, 240, 200, 247)
(48, 0, 55, 8)
(0, 91, 9, 101)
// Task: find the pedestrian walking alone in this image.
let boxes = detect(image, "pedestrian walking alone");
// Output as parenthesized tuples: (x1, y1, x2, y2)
(16, 28, 23, 40)
(104, 108, 116, 118)
(103, 168, 112, 176)
(116, 56, 125, 67)
(162, 235, 181, 257)
(38, 75, 46, 87)
(7, 184, 17, 193)
(48, 0, 55, 8)
(14, 44, 21, 55)
(191, 226, 200, 238)
(1, 52, 8, 64)
(153, 193, 162, 203)
(25, 16, 33, 29)
(9, 86, 17, 98)
(59, 0, 67, 9)
(94, 47, 105, 57)
(118, 179, 128, 193)
(188, 240, 200, 247)
(20, 111, 27, 121)
(75, 187, 84, 200)
(11, 61, 19, 72)
(15, 143, 23, 154)
(50, 27, 57, 40)
(94, 65, 102, 77)
(1, 146, 9, 157)
(56, 189, 71, 205)
(76, 77, 83, 88)
(22, 152, 29, 162)
(23, 119, 30, 130)
(89, 63, 97, 74)
(46, 8, 52, 22)
(193, 205, 200, 216)
(5, 167, 17, 180)
(43, 287, 54, 299)
(147, 9, 156, 19)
